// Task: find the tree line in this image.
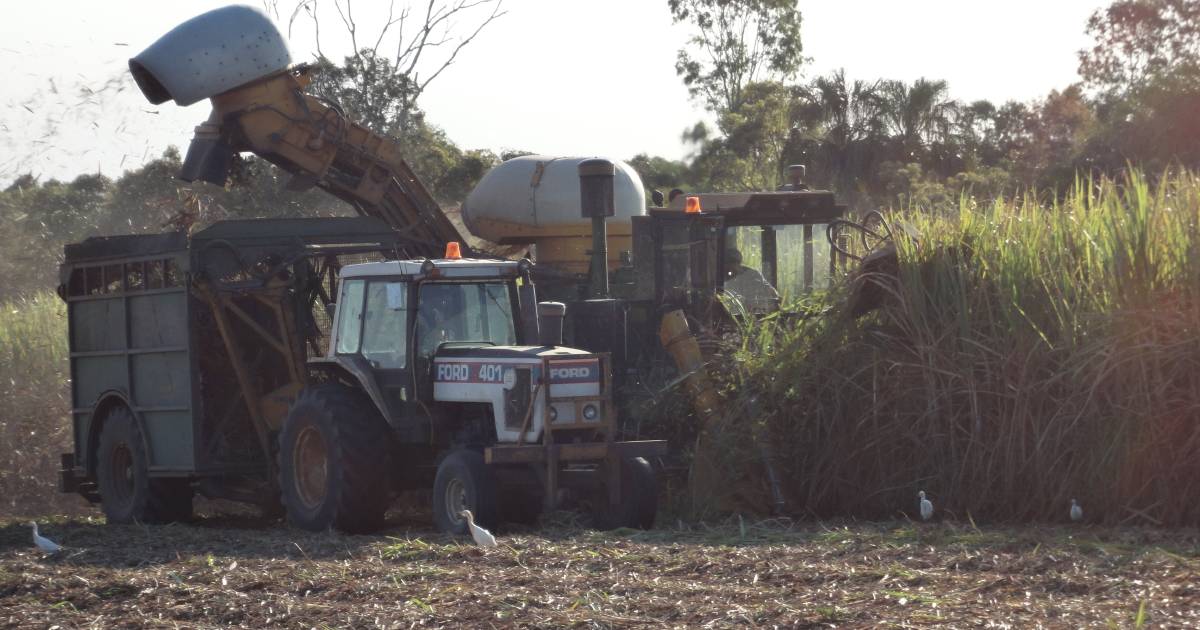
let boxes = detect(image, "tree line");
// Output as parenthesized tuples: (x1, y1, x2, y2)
(643, 0, 1200, 209)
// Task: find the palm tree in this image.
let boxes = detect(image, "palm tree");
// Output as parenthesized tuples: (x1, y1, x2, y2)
(794, 69, 889, 195)
(881, 78, 955, 162)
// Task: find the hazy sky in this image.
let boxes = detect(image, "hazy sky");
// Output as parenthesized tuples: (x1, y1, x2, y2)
(0, 0, 1108, 186)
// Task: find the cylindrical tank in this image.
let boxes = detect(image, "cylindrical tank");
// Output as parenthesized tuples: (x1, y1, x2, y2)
(462, 156, 646, 274)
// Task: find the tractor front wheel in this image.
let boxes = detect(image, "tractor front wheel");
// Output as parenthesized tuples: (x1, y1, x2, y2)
(432, 450, 497, 535)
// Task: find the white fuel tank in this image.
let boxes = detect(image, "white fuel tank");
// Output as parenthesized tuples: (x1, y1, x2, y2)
(462, 156, 646, 273)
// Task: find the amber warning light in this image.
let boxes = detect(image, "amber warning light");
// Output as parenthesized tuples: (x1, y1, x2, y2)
(685, 196, 702, 214)
(444, 242, 463, 259)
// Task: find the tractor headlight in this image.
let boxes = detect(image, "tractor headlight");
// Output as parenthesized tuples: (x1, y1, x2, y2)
(548, 405, 558, 422)
(582, 403, 599, 421)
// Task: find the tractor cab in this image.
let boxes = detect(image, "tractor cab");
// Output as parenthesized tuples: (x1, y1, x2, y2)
(295, 246, 665, 534)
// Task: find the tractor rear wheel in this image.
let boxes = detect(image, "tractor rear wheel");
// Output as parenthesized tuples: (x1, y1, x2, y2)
(432, 450, 497, 535)
(96, 408, 193, 524)
(279, 384, 392, 534)
(592, 457, 657, 530)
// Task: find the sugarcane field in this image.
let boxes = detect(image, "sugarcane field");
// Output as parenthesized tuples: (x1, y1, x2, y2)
(3, 1, 1200, 627)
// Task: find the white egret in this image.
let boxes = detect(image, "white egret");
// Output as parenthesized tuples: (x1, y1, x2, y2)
(459, 510, 497, 548)
(918, 491, 933, 522)
(27, 521, 62, 554)
(1070, 498, 1083, 522)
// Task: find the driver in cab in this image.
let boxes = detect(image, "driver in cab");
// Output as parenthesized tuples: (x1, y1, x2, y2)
(417, 284, 464, 357)
(723, 246, 780, 314)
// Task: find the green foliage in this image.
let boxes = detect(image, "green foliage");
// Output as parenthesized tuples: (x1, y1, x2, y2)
(880, 78, 955, 160)
(0, 291, 80, 516)
(0, 173, 115, 297)
(308, 53, 497, 204)
(310, 51, 420, 135)
(792, 70, 888, 195)
(690, 82, 800, 190)
(710, 170, 1200, 525)
(669, 0, 804, 114)
(670, 0, 1199, 205)
(1078, 0, 1200, 94)
(627, 153, 692, 197)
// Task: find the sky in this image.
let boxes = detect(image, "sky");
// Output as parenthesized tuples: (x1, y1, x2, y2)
(0, 0, 1108, 186)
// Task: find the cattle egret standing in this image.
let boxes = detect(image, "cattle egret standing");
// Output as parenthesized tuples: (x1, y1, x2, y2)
(918, 491, 933, 522)
(459, 510, 497, 548)
(27, 521, 62, 554)
(1070, 498, 1083, 522)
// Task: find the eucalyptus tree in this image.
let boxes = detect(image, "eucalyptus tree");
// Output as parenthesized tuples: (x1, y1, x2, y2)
(669, 0, 805, 117)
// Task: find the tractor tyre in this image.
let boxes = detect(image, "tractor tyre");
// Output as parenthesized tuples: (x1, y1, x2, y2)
(96, 408, 193, 524)
(499, 485, 544, 526)
(592, 457, 657, 530)
(432, 450, 497, 535)
(279, 384, 393, 534)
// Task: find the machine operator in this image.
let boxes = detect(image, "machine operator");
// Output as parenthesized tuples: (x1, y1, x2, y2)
(723, 246, 780, 314)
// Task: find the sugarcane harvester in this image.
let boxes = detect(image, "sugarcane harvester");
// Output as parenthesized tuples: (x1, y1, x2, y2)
(58, 5, 666, 534)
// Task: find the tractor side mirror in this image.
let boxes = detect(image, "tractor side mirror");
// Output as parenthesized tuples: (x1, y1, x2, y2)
(537, 302, 566, 346)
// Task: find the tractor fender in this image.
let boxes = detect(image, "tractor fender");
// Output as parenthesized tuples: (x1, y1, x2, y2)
(305, 357, 393, 426)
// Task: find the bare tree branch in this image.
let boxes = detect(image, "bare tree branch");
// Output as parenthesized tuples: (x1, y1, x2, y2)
(415, 0, 504, 94)
(333, 0, 360, 59)
(285, 0, 504, 131)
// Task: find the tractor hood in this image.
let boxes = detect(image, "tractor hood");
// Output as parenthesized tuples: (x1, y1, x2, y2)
(432, 345, 606, 443)
(432, 345, 603, 387)
(434, 345, 594, 360)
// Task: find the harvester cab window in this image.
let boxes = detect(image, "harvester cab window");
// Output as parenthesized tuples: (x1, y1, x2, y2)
(335, 279, 366, 354)
(722, 243, 779, 314)
(416, 282, 517, 357)
(360, 281, 409, 369)
(655, 216, 722, 306)
(725, 224, 831, 302)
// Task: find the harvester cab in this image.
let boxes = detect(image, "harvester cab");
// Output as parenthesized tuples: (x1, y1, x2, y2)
(644, 190, 847, 317)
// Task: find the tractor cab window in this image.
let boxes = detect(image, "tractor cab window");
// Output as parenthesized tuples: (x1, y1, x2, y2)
(416, 281, 517, 357)
(335, 279, 366, 354)
(361, 281, 409, 369)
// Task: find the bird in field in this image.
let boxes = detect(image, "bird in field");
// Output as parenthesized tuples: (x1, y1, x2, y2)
(1070, 498, 1083, 522)
(459, 510, 497, 548)
(27, 521, 62, 554)
(918, 491, 933, 522)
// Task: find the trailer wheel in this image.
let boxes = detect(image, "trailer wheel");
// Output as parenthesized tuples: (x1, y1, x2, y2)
(593, 457, 657, 530)
(96, 408, 193, 524)
(432, 450, 497, 534)
(279, 384, 392, 534)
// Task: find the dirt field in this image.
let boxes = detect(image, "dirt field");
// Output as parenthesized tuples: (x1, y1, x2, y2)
(2, 511, 1198, 628)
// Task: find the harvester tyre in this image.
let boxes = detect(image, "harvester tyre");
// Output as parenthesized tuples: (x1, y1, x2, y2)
(96, 408, 193, 524)
(593, 457, 657, 530)
(433, 450, 498, 535)
(279, 384, 392, 534)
